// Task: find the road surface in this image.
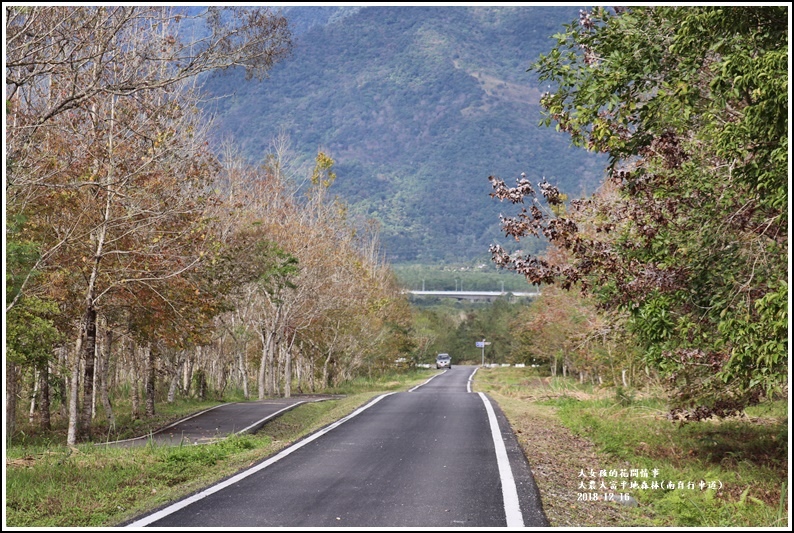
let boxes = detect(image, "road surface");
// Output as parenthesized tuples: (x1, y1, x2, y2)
(126, 365, 549, 527)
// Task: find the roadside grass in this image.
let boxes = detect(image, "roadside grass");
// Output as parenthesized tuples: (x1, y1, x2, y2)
(323, 369, 433, 395)
(474, 366, 789, 528)
(5, 369, 436, 527)
(6, 433, 265, 527)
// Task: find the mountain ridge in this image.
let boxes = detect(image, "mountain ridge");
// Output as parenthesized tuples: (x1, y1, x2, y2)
(201, 6, 607, 263)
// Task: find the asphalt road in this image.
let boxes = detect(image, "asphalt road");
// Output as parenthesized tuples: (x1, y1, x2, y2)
(126, 365, 549, 528)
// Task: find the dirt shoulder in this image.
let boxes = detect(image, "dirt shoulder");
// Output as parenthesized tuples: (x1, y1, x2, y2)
(488, 382, 644, 527)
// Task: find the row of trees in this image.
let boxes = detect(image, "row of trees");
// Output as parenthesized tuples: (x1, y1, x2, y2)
(6, 6, 413, 444)
(411, 294, 642, 389)
(490, 6, 788, 418)
(506, 283, 643, 388)
(411, 299, 521, 365)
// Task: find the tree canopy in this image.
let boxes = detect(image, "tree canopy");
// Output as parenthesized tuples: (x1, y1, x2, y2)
(490, 6, 788, 418)
(6, 6, 414, 444)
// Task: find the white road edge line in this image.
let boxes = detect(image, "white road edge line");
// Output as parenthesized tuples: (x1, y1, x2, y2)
(97, 403, 230, 446)
(236, 401, 307, 434)
(126, 392, 397, 527)
(408, 371, 443, 392)
(478, 392, 524, 527)
(467, 366, 479, 393)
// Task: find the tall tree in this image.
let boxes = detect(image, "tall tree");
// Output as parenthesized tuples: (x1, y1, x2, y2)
(209, 144, 414, 397)
(489, 6, 787, 417)
(6, 6, 292, 442)
(6, 5, 292, 311)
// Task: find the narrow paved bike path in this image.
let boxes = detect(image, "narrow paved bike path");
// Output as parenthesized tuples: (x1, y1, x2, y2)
(98, 395, 341, 448)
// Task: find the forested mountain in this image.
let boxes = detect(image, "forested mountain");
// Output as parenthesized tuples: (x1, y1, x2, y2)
(201, 6, 607, 264)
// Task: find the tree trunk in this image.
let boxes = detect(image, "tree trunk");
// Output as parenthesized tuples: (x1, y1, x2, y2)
(258, 331, 266, 400)
(6, 359, 18, 442)
(78, 306, 97, 440)
(281, 332, 299, 399)
(268, 337, 277, 396)
(39, 362, 51, 430)
(130, 340, 140, 420)
(167, 352, 185, 403)
(91, 344, 98, 420)
(184, 347, 196, 397)
(239, 346, 249, 400)
(29, 368, 39, 424)
(258, 329, 276, 399)
(295, 355, 303, 394)
(67, 335, 83, 445)
(303, 355, 314, 393)
(99, 327, 115, 427)
(214, 339, 228, 399)
(275, 342, 283, 397)
(167, 372, 180, 403)
(322, 351, 333, 389)
(283, 345, 292, 399)
(145, 343, 156, 417)
(57, 346, 68, 418)
(195, 369, 207, 400)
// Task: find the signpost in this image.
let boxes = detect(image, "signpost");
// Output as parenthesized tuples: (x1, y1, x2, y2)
(476, 339, 491, 366)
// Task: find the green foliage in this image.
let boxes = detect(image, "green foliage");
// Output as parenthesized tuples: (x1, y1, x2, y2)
(475, 368, 787, 527)
(516, 6, 788, 416)
(614, 385, 634, 407)
(90, 393, 413, 526)
(411, 298, 533, 364)
(5, 213, 41, 306)
(255, 247, 300, 299)
(718, 280, 788, 397)
(157, 435, 257, 468)
(310, 151, 337, 189)
(6, 296, 63, 367)
(207, 232, 299, 303)
(6, 433, 265, 527)
(548, 377, 787, 527)
(627, 292, 674, 371)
